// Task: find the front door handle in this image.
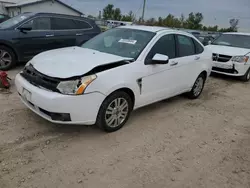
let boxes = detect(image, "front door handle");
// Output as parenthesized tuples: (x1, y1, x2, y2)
(170, 61, 178, 66)
(76, 33, 83, 36)
(45, 34, 54, 37)
(194, 56, 200, 60)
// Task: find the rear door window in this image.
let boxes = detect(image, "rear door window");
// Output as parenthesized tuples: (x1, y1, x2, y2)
(73, 20, 92, 29)
(176, 35, 195, 57)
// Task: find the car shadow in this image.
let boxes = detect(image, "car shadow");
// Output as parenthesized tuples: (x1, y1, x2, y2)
(39, 96, 185, 136)
(210, 72, 242, 83)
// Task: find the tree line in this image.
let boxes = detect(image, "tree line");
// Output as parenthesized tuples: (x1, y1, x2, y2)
(100, 4, 239, 32)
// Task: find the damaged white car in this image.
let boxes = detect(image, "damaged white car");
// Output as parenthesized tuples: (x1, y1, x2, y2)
(206, 32, 250, 81)
(15, 26, 212, 132)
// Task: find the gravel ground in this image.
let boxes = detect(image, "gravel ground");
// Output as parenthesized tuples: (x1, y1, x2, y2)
(0, 68, 250, 188)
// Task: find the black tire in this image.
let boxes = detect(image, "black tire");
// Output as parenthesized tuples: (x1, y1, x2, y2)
(0, 45, 16, 71)
(96, 91, 133, 132)
(187, 73, 206, 99)
(240, 68, 250, 82)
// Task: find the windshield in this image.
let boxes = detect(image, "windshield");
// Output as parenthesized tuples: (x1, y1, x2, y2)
(211, 34, 250, 49)
(81, 28, 156, 59)
(0, 13, 33, 29)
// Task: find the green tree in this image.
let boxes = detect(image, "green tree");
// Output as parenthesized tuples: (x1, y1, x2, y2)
(186, 12, 203, 30)
(146, 18, 156, 26)
(162, 14, 181, 28)
(206, 25, 218, 31)
(103, 4, 114, 19)
(158, 17, 163, 26)
(113, 8, 122, 20)
(121, 11, 135, 22)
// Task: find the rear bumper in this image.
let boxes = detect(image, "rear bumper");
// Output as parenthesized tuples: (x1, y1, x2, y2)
(15, 73, 106, 125)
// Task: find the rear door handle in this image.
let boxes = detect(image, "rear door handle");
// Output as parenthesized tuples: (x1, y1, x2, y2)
(170, 61, 178, 66)
(45, 34, 54, 37)
(76, 33, 83, 36)
(194, 56, 200, 60)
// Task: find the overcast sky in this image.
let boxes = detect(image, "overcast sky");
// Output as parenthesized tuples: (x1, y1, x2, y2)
(62, 0, 250, 32)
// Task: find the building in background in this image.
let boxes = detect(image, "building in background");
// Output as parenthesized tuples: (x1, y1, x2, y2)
(4, 0, 83, 17)
(0, 0, 15, 15)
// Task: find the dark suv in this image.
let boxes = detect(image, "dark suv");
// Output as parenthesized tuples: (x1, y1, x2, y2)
(0, 12, 101, 70)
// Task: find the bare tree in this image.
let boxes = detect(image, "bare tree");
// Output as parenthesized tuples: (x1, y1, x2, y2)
(229, 18, 239, 31)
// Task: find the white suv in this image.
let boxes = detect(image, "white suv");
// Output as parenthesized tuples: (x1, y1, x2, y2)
(206, 32, 250, 81)
(15, 26, 212, 132)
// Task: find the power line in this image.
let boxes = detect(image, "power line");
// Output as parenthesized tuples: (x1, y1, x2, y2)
(134, 0, 144, 17)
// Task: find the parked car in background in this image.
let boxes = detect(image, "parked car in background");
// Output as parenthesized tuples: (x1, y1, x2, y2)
(195, 35, 215, 46)
(0, 14, 10, 23)
(0, 12, 101, 70)
(206, 32, 250, 81)
(15, 25, 212, 132)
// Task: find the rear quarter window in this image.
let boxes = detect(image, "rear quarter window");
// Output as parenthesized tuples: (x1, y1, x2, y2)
(193, 39, 204, 54)
(73, 20, 92, 29)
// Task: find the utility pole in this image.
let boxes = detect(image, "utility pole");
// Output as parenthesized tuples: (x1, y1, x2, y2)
(141, 0, 146, 22)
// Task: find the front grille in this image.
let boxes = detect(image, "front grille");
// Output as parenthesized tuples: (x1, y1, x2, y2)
(20, 64, 60, 92)
(212, 53, 232, 62)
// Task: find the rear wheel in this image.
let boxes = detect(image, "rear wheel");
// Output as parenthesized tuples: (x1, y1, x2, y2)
(96, 91, 133, 132)
(240, 68, 250, 82)
(187, 73, 206, 99)
(0, 45, 16, 71)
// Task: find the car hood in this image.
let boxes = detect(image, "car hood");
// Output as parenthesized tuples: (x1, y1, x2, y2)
(31, 47, 132, 78)
(206, 45, 250, 56)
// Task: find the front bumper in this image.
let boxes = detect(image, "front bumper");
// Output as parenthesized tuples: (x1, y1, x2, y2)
(212, 61, 249, 76)
(15, 73, 106, 125)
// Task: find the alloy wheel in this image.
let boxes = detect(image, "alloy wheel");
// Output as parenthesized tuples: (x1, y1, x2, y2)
(0, 50, 12, 69)
(193, 77, 204, 96)
(105, 98, 129, 128)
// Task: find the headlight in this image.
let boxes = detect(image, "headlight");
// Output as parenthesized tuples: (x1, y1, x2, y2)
(231, 56, 249, 63)
(56, 74, 97, 95)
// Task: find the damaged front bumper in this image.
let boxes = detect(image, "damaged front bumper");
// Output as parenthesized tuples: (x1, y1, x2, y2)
(212, 61, 249, 76)
(15, 73, 106, 125)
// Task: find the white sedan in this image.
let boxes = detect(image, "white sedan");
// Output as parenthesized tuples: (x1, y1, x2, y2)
(15, 25, 212, 132)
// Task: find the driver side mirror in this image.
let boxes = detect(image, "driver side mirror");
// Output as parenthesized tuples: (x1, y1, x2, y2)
(18, 26, 32, 32)
(17, 22, 33, 32)
(149, 53, 169, 64)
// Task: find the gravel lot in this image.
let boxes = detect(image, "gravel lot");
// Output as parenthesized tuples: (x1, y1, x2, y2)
(0, 67, 250, 188)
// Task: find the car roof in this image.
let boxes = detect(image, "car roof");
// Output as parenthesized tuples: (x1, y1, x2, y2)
(118, 25, 194, 36)
(223, 32, 250, 36)
(118, 25, 174, 33)
(32, 12, 89, 20)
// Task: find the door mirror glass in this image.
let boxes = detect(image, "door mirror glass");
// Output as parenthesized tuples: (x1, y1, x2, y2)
(151, 53, 169, 64)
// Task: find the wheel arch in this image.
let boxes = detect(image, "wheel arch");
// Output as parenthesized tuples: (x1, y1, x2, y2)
(103, 87, 136, 109)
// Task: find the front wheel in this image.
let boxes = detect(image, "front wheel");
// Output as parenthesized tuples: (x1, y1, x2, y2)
(96, 91, 133, 132)
(187, 73, 206, 99)
(240, 68, 250, 82)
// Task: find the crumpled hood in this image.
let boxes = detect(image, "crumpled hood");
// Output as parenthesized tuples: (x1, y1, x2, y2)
(206, 45, 250, 56)
(31, 47, 132, 78)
